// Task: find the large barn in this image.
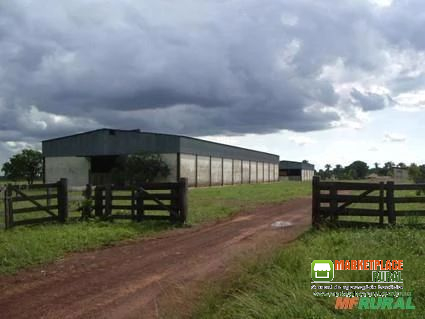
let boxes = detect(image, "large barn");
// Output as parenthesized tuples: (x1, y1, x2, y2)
(279, 160, 315, 181)
(42, 129, 280, 187)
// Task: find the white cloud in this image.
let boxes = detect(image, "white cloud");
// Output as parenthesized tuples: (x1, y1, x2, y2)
(384, 132, 406, 142)
(288, 135, 315, 146)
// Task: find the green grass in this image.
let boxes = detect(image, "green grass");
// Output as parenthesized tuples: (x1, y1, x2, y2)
(193, 226, 425, 319)
(0, 181, 311, 274)
(188, 182, 311, 224)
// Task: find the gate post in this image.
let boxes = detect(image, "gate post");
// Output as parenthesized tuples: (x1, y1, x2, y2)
(178, 178, 188, 223)
(82, 184, 92, 219)
(57, 178, 68, 222)
(386, 181, 396, 225)
(4, 184, 13, 229)
(312, 176, 320, 228)
(136, 188, 145, 222)
(330, 184, 338, 224)
(94, 186, 104, 217)
(104, 185, 112, 217)
(379, 182, 385, 225)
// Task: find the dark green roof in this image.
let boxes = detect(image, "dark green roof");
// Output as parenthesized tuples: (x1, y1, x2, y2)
(279, 160, 314, 170)
(42, 129, 279, 163)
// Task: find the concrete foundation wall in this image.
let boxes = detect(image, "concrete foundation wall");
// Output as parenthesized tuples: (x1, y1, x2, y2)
(45, 156, 90, 186)
(233, 159, 242, 184)
(250, 161, 257, 183)
(242, 160, 250, 184)
(223, 159, 233, 185)
(264, 163, 270, 182)
(196, 156, 210, 186)
(301, 169, 314, 181)
(178, 153, 278, 187)
(274, 164, 279, 181)
(180, 154, 196, 186)
(211, 157, 223, 186)
(257, 162, 264, 182)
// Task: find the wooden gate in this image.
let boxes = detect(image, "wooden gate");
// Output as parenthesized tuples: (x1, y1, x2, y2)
(92, 178, 188, 223)
(3, 179, 68, 229)
(312, 176, 425, 227)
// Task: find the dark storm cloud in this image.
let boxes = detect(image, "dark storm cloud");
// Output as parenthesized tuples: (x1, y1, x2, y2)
(0, 0, 425, 163)
(350, 89, 391, 111)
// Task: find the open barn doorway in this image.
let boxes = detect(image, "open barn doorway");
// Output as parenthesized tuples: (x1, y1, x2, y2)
(89, 155, 122, 185)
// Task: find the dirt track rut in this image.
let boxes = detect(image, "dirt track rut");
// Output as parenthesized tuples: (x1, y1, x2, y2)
(0, 197, 312, 319)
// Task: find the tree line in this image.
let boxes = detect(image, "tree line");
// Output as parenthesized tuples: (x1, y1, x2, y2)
(317, 161, 425, 181)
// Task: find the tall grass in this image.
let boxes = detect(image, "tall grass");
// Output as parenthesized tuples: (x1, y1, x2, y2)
(193, 226, 425, 319)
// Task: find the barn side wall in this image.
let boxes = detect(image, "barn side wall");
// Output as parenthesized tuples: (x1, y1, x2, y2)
(178, 154, 278, 187)
(45, 156, 90, 186)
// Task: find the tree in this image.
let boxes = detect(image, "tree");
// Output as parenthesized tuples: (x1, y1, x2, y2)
(347, 161, 369, 179)
(397, 162, 407, 169)
(111, 152, 170, 185)
(409, 163, 425, 182)
(324, 164, 332, 179)
(333, 164, 344, 179)
(1, 149, 43, 184)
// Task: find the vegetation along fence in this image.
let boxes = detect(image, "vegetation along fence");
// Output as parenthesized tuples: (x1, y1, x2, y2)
(3, 178, 188, 229)
(312, 176, 425, 227)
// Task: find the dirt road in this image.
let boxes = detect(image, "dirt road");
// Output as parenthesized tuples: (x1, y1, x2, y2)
(0, 197, 311, 319)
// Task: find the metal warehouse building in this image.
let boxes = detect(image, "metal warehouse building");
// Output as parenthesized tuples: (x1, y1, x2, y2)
(279, 160, 315, 181)
(42, 129, 280, 187)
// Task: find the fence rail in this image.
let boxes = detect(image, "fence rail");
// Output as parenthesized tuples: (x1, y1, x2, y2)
(312, 176, 425, 227)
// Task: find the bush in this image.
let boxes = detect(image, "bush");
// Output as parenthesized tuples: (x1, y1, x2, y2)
(111, 152, 170, 185)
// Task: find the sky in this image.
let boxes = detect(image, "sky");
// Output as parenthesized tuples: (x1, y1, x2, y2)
(1, 0, 425, 170)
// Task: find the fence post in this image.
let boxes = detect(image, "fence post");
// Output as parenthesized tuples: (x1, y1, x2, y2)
(94, 186, 104, 217)
(178, 178, 188, 223)
(386, 181, 396, 225)
(330, 184, 338, 224)
(136, 188, 145, 222)
(57, 178, 68, 222)
(82, 184, 92, 219)
(104, 185, 112, 217)
(131, 188, 136, 220)
(379, 182, 385, 225)
(170, 185, 178, 221)
(4, 184, 13, 229)
(312, 176, 320, 228)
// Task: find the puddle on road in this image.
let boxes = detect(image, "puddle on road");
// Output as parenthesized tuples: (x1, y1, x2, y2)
(271, 220, 293, 228)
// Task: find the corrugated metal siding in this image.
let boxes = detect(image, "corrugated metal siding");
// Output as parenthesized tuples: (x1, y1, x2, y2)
(179, 137, 278, 162)
(279, 160, 314, 170)
(42, 130, 180, 157)
(42, 129, 278, 163)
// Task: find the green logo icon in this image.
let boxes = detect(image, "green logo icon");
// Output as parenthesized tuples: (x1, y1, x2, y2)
(311, 260, 334, 282)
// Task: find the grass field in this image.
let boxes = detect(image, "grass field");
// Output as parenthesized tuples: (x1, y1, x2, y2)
(0, 181, 311, 274)
(193, 226, 425, 319)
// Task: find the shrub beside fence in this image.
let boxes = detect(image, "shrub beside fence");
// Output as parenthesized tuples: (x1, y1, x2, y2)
(3, 178, 188, 229)
(312, 176, 425, 227)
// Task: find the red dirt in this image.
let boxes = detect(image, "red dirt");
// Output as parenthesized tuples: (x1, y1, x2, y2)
(0, 197, 312, 319)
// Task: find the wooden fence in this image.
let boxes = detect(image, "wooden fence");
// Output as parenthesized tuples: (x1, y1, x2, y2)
(3, 179, 68, 229)
(3, 178, 188, 229)
(88, 178, 188, 222)
(312, 176, 425, 227)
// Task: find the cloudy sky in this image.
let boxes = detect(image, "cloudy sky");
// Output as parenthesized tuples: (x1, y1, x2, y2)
(1, 0, 424, 169)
